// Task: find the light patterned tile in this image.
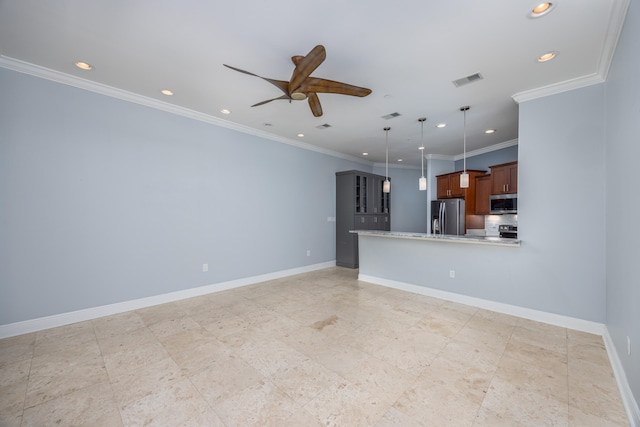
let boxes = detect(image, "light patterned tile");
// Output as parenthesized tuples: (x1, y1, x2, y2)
(478, 375, 569, 427)
(34, 322, 97, 357)
(375, 407, 426, 427)
(213, 379, 300, 427)
(189, 353, 264, 407)
(304, 381, 389, 427)
(110, 356, 185, 407)
(119, 378, 222, 427)
(25, 344, 108, 408)
(268, 358, 343, 406)
(3, 268, 630, 426)
(0, 358, 30, 420)
(22, 382, 122, 427)
(0, 333, 35, 366)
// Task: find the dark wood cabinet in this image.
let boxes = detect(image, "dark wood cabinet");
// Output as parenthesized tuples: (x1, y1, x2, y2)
(475, 174, 491, 215)
(336, 170, 390, 268)
(436, 172, 463, 198)
(490, 161, 518, 195)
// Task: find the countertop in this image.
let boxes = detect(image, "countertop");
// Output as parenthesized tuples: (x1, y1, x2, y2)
(350, 230, 521, 247)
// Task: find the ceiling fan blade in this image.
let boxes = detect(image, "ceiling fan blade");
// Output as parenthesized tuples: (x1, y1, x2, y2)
(299, 77, 372, 97)
(307, 93, 323, 117)
(223, 64, 290, 94)
(251, 94, 290, 107)
(288, 45, 326, 93)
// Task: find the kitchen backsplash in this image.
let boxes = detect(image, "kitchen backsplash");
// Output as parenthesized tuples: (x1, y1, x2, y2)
(485, 214, 518, 236)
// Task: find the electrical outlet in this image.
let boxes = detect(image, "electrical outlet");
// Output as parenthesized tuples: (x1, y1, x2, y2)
(628, 336, 631, 356)
(306, 250, 311, 257)
(202, 264, 208, 272)
(449, 270, 455, 278)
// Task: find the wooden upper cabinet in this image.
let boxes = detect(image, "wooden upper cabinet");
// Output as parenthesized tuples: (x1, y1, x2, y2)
(436, 170, 485, 199)
(436, 172, 463, 198)
(490, 161, 518, 195)
(475, 174, 491, 215)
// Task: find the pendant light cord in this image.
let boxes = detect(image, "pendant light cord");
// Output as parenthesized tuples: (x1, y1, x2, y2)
(461, 106, 470, 173)
(419, 118, 426, 177)
(384, 127, 390, 180)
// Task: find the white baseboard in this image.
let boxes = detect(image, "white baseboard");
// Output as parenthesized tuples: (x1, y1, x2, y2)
(0, 261, 335, 339)
(603, 328, 640, 427)
(359, 274, 605, 335)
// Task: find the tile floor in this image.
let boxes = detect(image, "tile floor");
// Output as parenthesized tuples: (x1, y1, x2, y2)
(0, 267, 630, 426)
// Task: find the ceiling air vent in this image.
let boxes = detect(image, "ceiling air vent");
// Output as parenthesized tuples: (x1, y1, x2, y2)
(316, 123, 332, 129)
(452, 72, 484, 87)
(382, 112, 401, 120)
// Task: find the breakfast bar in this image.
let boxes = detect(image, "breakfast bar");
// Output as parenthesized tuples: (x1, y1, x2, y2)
(350, 230, 520, 247)
(351, 230, 525, 316)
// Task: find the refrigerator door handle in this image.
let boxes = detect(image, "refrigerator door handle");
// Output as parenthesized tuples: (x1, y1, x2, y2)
(441, 202, 446, 235)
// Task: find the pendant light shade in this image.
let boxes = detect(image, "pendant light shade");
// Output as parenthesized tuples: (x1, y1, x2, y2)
(460, 106, 470, 189)
(418, 117, 427, 191)
(419, 175, 427, 191)
(383, 127, 391, 193)
(460, 172, 469, 188)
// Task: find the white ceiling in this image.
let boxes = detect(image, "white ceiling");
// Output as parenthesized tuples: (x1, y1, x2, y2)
(0, 0, 629, 168)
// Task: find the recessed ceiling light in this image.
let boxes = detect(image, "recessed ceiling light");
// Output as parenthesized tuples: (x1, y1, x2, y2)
(362, 152, 369, 156)
(397, 159, 403, 162)
(529, 2, 556, 18)
(436, 123, 446, 128)
(418, 146, 425, 151)
(537, 51, 558, 62)
(485, 129, 496, 134)
(297, 133, 304, 138)
(220, 109, 231, 115)
(74, 61, 93, 71)
(160, 89, 174, 96)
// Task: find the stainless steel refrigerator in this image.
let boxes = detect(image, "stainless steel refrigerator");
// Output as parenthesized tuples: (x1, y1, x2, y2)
(431, 199, 465, 235)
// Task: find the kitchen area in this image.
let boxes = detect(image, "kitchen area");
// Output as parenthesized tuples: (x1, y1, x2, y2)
(335, 157, 520, 270)
(430, 160, 518, 240)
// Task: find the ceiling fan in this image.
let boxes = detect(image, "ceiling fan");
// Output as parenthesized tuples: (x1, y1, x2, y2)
(224, 45, 372, 117)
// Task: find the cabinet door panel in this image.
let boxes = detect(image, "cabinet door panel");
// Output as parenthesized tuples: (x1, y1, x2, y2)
(491, 167, 508, 194)
(437, 176, 450, 198)
(508, 165, 518, 194)
(475, 175, 491, 214)
(450, 173, 463, 197)
(355, 175, 369, 213)
(354, 215, 370, 230)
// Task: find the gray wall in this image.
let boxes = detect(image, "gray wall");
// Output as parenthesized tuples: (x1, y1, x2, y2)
(604, 0, 640, 408)
(373, 166, 430, 233)
(518, 85, 607, 322)
(361, 84, 607, 324)
(454, 144, 518, 172)
(0, 68, 366, 324)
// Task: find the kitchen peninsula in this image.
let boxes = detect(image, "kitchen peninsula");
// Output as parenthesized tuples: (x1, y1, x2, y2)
(351, 229, 520, 247)
(352, 229, 524, 323)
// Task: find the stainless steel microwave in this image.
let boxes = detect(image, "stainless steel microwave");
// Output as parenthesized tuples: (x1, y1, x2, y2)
(490, 194, 517, 214)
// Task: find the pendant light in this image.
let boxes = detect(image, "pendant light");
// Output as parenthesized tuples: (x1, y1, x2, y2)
(383, 127, 391, 193)
(418, 118, 427, 191)
(460, 106, 470, 188)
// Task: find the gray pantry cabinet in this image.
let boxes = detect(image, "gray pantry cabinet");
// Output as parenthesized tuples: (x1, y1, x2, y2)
(336, 170, 390, 268)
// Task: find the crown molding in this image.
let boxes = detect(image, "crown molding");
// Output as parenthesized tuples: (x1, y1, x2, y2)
(512, 73, 604, 104)
(452, 138, 518, 161)
(426, 153, 455, 161)
(513, 0, 630, 104)
(0, 55, 371, 167)
(598, 0, 631, 81)
(425, 138, 518, 162)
